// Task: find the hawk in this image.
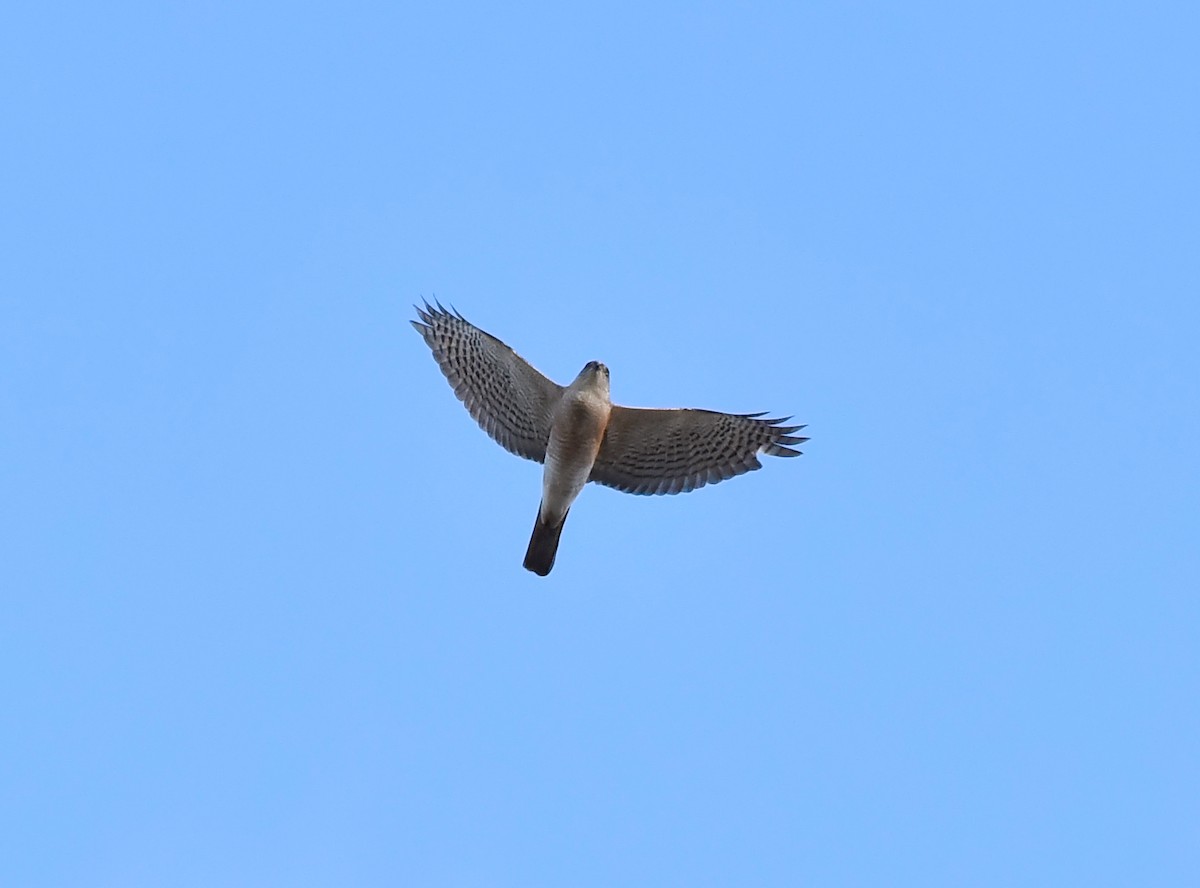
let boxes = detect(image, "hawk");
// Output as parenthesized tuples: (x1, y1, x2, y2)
(412, 302, 808, 575)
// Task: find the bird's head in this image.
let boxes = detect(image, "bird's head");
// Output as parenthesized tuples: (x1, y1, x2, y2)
(576, 360, 610, 395)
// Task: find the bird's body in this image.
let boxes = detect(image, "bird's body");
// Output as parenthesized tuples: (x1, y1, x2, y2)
(525, 362, 612, 574)
(412, 302, 807, 575)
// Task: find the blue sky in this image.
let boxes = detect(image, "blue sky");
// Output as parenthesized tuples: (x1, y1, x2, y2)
(3, 2, 1198, 885)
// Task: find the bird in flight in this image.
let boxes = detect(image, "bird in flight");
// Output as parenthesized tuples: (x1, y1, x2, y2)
(412, 302, 808, 576)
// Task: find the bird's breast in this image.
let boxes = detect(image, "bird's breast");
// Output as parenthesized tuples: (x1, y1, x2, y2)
(540, 393, 611, 521)
(548, 394, 609, 459)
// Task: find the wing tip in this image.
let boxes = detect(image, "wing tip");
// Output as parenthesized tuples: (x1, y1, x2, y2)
(763, 443, 804, 458)
(748, 413, 810, 457)
(414, 298, 471, 331)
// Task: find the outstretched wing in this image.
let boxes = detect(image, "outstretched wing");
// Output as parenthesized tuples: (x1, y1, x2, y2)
(412, 301, 564, 463)
(590, 407, 807, 495)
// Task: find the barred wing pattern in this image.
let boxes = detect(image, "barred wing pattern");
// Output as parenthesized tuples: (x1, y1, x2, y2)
(590, 407, 808, 495)
(412, 302, 564, 463)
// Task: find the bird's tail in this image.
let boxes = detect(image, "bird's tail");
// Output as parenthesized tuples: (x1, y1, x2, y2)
(523, 504, 568, 576)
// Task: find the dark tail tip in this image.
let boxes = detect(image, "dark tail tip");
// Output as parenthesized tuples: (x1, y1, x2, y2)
(523, 507, 568, 576)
